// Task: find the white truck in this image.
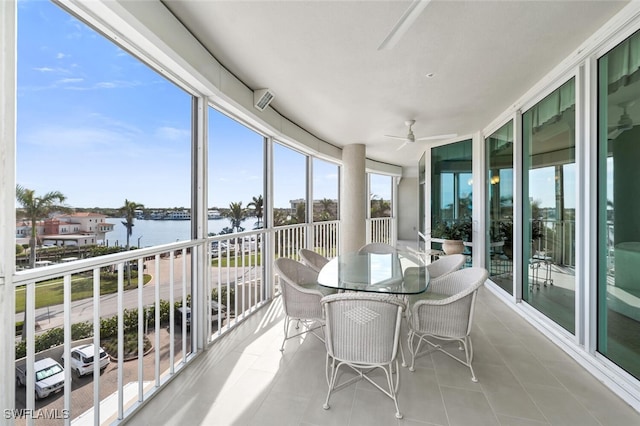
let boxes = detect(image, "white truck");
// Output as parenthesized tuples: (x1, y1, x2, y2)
(16, 357, 65, 399)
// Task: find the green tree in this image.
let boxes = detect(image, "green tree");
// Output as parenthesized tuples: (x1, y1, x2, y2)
(15, 185, 67, 268)
(370, 194, 390, 218)
(317, 198, 335, 221)
(295, 201, 306, 223)
(119, 199, 144, 250)
(225, 202, 246, 233)
(119, 199, 144, 287)
(15, 185, 67, 341)
(247, 195, 263, 227)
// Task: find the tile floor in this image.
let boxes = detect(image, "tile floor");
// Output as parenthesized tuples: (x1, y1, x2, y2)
(127, 287, 640, 426)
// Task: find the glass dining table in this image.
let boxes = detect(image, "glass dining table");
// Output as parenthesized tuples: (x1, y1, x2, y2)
(317, 251, 429, 294)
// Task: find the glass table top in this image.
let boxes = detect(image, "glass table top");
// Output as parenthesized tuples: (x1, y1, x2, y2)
(317, 251, 429, 295)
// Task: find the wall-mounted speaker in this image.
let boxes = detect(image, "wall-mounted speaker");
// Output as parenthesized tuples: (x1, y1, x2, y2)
(254, 89, 275, 111)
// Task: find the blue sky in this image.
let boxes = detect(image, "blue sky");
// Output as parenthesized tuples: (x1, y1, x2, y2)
(16, 0, 340, 209)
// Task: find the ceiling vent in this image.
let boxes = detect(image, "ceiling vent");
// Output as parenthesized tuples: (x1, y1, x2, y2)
(254, 89, 275, 111)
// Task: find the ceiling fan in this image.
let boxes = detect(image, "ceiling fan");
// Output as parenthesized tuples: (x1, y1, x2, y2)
(378, 0, 432, 50)
(608, 101, 635, 140)
(385, 120, 457, 151)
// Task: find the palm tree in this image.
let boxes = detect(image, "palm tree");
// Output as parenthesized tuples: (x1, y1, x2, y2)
(247, 195, 263, 227)
(318, 198, 334, 221)
(15, 185, 67, 341)
(225, 201, 246, 233)
(120, 199, 144, 287)
(119, 199, 144, 250)
(15, 185, 67, 268)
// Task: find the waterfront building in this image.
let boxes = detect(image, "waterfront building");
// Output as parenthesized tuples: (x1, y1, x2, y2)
(15, 213, 114, 247)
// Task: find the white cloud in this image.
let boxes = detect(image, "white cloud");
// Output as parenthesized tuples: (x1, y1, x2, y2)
(155, 126, 190, 141)
(33, 66, 55, 72)
(56, 52, 68, 59)
(56, 78, 84, 84)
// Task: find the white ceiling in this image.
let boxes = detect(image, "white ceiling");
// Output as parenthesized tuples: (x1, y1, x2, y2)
(163, 0, 628, 169)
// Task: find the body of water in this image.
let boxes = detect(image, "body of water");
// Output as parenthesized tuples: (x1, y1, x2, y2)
(105, 218, 259, 247)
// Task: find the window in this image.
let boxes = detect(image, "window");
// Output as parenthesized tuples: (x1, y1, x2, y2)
(273, 143, 308, 225)
(486, 121, 514, 294)
(17, 1, 192, 253)
(369, 173, 392, 218)
(208, 108, 265, 234)
(312, 158, 339, 221)
(430, 140, 473, 259)
(522, 79, 576, 333)
(597, 30, 640, 379)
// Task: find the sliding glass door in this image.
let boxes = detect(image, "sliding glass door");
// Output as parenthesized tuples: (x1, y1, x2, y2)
(486, 122, 514, 294)
(430, 139, 473, 260)
(597, 30, 640, 380)
(522, 79, 576, 333)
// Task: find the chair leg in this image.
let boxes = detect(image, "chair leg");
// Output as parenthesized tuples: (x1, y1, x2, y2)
(323, 357, 339, 410)
(462, 336, 477, 382)
(408, 331, 423, 372)
(280, 316, 290, 352)
(382, 361, 402, 419)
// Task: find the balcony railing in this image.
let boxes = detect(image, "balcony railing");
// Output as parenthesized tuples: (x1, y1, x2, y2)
(367, 217, 394, 246)
(11, 221, 341, 425)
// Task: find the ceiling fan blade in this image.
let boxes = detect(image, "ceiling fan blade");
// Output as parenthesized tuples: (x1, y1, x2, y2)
(377, 0, 431, 50)
(396, 141, 409, 151)
(416, 133, 458, 141)
(384, 134, 408, 141)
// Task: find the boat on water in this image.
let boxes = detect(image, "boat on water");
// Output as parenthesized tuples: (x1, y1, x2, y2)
(208, 210, 223, 219)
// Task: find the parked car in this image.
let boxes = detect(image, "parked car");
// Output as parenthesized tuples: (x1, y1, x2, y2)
(16, 357, 65, 399)
(175, 306, 191, 328)
(62, 344, 110, 377)
(175, 301, 226, 328)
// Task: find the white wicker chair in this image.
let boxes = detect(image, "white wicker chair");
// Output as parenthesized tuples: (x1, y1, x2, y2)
(357, 242, 397, 254)
(427, 253, 466, 279)
(407, 267, 489, 381)
(298, 248, 329, 273)
(321, 292, 405, 419)
(274, 258, 335, 352)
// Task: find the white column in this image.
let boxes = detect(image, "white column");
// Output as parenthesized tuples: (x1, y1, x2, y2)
(341, 144, 366, 253)
(0, 0, 17, 417)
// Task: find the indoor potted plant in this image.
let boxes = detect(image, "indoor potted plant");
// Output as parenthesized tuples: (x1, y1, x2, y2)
(432, 218, 472, 255)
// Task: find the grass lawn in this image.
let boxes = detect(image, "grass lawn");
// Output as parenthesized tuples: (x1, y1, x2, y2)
(212, 254, 261, 267)
(15, 271, 152, 313)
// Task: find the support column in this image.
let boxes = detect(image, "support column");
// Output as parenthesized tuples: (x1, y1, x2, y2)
(341, 144, 367, 253)
(0, 0, 17, 416)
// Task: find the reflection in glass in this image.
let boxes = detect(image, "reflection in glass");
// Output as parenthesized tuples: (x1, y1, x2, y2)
(430, 140, 473, 260)
(522, 79, 576, 333)
(597, 30, 640, 380)
(486, 121, 514, 294)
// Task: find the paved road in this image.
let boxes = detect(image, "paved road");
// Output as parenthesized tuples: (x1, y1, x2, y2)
(16, 255, 258, 332)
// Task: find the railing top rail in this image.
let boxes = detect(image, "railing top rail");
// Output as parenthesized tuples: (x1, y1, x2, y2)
(207, 229, 265, 241)
(14, 239, 199, 285)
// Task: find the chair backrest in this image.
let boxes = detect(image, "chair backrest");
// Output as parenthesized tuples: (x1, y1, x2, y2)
(321, 292, 404, 364)
(426, 254, 466, 279)
(274, 257, 323, 319)
(426, 266, 488, 298)
(413, 267, 489, 337)
(357, 242, 397, 255)
(298, 248, 329, 273)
